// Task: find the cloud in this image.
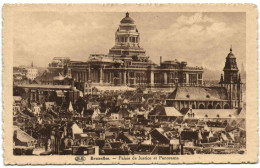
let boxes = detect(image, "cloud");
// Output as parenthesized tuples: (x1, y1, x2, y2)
(13, 12, 245, 75)
(176, 13, 214, 26)
(13, 18, 109, 67)
(144, 13, 241, 71)
(14, 20, 76, 65)
(151, 13, 233, 46)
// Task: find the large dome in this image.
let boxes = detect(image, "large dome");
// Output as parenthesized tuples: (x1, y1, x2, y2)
(120, 12, 135, 24)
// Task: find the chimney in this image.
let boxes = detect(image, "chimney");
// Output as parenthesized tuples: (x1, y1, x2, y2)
(169, 144, 173, 154)
(100, 132, 105, 140)
(94, 146, 99, 155)
(160, 56, 162, 65)
(13, 130, 17, 140)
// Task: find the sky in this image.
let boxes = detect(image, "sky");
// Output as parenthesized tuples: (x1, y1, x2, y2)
(13, 12, 246, 72)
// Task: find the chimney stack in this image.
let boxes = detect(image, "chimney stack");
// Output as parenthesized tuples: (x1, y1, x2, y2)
(160, 56, 162, 65)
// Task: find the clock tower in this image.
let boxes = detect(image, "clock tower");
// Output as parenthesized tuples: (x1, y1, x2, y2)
(220, 47, 242, 109)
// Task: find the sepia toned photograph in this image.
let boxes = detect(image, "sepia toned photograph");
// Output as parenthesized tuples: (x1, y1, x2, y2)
(2, 4, 258, 164)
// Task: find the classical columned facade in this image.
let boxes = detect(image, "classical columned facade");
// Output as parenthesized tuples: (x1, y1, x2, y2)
(64, 12, 204, 91)
(69, 62, 203, 88)
(72, 70, 88, 83)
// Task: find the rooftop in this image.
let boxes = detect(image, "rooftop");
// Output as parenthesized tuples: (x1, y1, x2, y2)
(167, 86, 228, 100)
(120, 12, 135, 24)
(17, 84, 73, 90)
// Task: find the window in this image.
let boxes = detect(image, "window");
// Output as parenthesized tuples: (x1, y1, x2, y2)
(199, 104, 205, 109)
(129, 72, 135, 78)
(224, 104, 230, 109)
(168, 73, 176, 83)
(198, 73, 202, 79)
(182, 74, 186, 82)
(216, 104, 221, 109)
(192, 104, 196, 109)
(208, 104, 213, 109)
(189, 74, 197, 85)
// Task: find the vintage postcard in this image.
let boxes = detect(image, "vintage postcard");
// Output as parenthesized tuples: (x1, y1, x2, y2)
(2, 4, 258, 164)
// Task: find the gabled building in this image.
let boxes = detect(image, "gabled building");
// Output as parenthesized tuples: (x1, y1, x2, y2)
(100, 141, 130, 155)
(148, 105, 182, 122)
(13, 126, 37, 155)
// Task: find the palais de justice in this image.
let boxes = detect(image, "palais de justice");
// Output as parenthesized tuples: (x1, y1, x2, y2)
(42, 12, 243, 111)
(48, 12, 203, 88)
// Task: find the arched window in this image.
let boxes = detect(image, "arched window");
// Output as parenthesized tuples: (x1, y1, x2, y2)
(224, 104, 230, 109)
(208, 104, 213, 109)
(192, 104, 196, 109)
(216, 104, 221, 109)
(68, 139, 73, 147)
(199, 104, 205, 109)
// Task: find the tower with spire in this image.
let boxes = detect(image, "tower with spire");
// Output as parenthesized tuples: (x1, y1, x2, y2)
(219, 47, 242, 109)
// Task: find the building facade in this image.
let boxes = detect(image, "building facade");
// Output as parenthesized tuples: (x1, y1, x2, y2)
(219, 47, 243, 109)
(25, 62, 39, 81)
(26, 68, 38, 81)
(49, 12, 204, 91)
(166, 47, 243, 111)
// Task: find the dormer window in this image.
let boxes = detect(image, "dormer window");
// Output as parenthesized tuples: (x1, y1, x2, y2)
(206, 95, 210, 98)
(186, 94, 190, 98)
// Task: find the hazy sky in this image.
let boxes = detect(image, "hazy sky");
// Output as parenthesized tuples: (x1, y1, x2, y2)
(13, 12, 245, 71)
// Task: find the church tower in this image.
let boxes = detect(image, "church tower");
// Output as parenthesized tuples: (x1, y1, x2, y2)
(219, 47, 242, 109)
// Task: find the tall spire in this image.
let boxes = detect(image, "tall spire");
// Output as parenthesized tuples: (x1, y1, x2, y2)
(81, 107, 84, 117)
(220, 74, 224, 83)
(126, 12, 129, 17)
(31, 61, 34, 68)
(69, 101, 74, 113)
(238, 73, 241, 82)
(230, 45, 232, 52)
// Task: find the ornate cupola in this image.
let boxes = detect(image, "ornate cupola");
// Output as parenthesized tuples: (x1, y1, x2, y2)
(108, 12, 146, 58)
(223, 47, 239, 83)
(219, 46, 243, 109)
(120, 12, 135, 24)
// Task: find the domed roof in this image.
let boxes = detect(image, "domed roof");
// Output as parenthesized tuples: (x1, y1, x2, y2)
(227, 48, 236, 58)
(120, 12, 135, 24)
(224, 47, 238, 70)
